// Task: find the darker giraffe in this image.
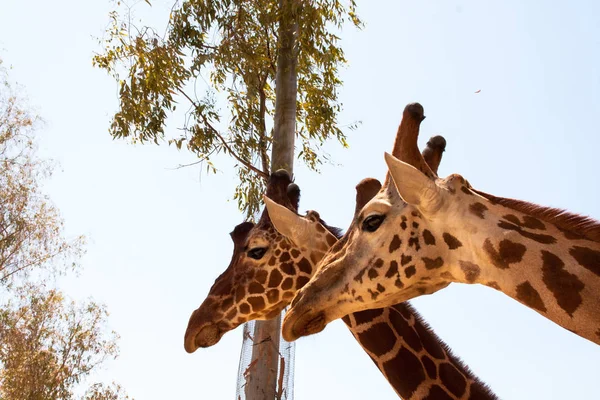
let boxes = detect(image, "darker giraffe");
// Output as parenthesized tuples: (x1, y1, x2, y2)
(184, 145, 497, 399)
(184, 170, 331, 350)
(283, 103, 600, 351)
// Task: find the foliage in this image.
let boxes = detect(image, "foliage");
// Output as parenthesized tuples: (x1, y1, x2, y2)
(83, 382, 131, 400)
(0, 60, 129, 399)
(93, 0, 361, 217)
(0, 284, 123, 400)
(0, 61, 84, 286)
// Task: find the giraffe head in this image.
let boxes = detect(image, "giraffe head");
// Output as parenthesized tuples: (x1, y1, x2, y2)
(281, 103, 479, 341)
(184, 170, 340, 353)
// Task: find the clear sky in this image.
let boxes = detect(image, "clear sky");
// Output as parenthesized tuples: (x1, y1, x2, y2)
(1, 0, 599, 398)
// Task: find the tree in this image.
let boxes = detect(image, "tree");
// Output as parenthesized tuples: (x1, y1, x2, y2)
(0, 284, 120, 399)
(83, 383, 131, 400)
(0, 60, 84, 286)
(0, 60, 130, 400)
(93, 0, 361, 217)
(94, 1, 361, 398)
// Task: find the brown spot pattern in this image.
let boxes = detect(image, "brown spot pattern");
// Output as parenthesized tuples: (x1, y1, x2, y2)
(298, 258, 312, 274)
(358, 322, 396, 356)
(354, 267, 367, 284)
(483, 238, 526, 269)
(408, 236, 421, 251)
(570, 246, 600, 277)
(389, 309, 422, 351)
(400, 216, 408, 230)
(423, 257, 444, 270)
(421, 355, 437, 379)
(389, 235, 402, 253)
(424, 385, 453, 400)
(405, 266, 416, 278)
(439, 363, 467, 397)
(423, 230, 436, 245)
(401, 255, 412, 266)
(281, 278, 293, 290)
(516, 281, 547, 312)
(559, 227, 585, 240)
(469, 202, 488, 219)
(386, 261, 399, 278)
(221, 296, 234, 310)
(353, 308, 384, 325)
(247, 296, 265, 312)
(225, 308, 237, 320)
(440, 271, 455, 280)
(255, 270, 268, 284)
(368, 268, 379, 280)
(414, 321, 446, 359)
(443, 233, 463, 250)
(268, 270, 283, 287)
(486, 281, 501, 290)
(497, 219, 556, 244)
(235, 286, 245, 302)
(296, 276, 310, 290)
(266, 289, 279, 304)
(383, 347, 425, 399)
(459, 260, 481, 283)
(248, 282, 264, 294)
(239, 303, 250, 314)
(542, 250, 584, 316)
(281, 262, 296, 275)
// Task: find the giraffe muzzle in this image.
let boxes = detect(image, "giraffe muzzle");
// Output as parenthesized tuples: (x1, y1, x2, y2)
(282, 308, 327, 342)
(184, 323, 223, 353)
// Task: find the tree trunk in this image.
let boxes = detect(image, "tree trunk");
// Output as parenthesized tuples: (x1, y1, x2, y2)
(244, 0, 297, 399)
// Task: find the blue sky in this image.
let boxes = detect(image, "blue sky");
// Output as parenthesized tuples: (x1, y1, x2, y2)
(1, 0, 599, 398)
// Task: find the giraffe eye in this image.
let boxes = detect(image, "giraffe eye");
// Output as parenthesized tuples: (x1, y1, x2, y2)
(362, 215, 385, 232)
(247, 247, 267, 260)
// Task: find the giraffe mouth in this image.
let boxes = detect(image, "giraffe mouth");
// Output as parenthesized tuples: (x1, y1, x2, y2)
(282, 309, 327, 342)
(184, 323, 224, 353)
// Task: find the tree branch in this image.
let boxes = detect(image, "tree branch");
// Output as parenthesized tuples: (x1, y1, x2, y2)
(178, 89, 269, 180)
(258, 79, 270, 175)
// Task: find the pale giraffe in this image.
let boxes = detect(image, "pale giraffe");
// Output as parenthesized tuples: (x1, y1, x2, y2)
(184, 153, 497, 399)
(282, 103, 600, 350)
(264, 193, 496, 400)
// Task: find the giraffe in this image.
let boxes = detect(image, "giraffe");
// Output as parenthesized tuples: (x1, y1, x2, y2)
(282, 103, 600, 350)
(264, 195, 497, 400)
(184, 147, 497, 399)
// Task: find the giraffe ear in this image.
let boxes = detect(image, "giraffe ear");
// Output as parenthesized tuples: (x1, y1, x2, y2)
(384, 152, 442, 214)
(355, 178, 382, 216)
(264, 195, 311, 244)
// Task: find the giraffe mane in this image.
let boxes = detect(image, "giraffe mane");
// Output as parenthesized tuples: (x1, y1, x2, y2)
(473, 189, 600, 243)
(318, 218, 343, 240)
(398, 302, 499, 399)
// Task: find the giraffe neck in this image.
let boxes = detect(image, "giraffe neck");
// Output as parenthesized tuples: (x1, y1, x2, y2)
(342, 303, 497, 399)
(431, 195, 600, 345)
